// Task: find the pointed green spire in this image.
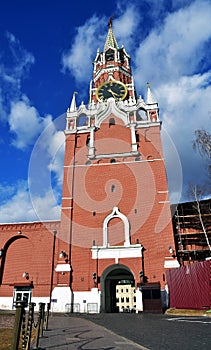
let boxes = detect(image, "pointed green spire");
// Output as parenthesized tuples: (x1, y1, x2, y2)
(104, 16, 119, 51)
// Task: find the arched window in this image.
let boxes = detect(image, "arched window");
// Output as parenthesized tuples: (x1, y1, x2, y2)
(110, 158, 116, 163)
(109, 118, 115, 127)
(136, 108, 147, 121)
(135, 132, 140, 142)
(119, 49, 124, 64)
(77, 114, 87, 127)
(86, 136, 90, 147)
(105, 49, 114, 61)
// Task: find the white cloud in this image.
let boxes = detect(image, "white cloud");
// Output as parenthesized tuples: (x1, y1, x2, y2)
(113, 3, 141, 50)
(27, 114, 65, 222)
(128, 0, 211, 202)
(157, 72, 211, 144)
(62, 15, 106, 84)
(61, 4, 141, 86)
(5, 31, 35, 84)
(8, 95, 52, 149)
(157, 71, 211, 201)
(134, 0, 211, 88)
(0, 180, 60, 223)
(0, 29, 65, 223)
(0, 32, 35, 120)
(0, 183, 16, 202)
(47, 130, 65, 185)
(0, 116, 65, 223)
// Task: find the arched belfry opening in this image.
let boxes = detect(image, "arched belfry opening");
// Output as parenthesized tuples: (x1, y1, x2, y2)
(100, 264, 134, 313)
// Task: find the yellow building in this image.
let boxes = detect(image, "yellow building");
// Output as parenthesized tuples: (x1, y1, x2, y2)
(116, 282, 136, 312)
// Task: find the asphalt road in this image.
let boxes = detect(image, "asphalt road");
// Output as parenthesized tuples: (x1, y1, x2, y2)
(77, 313, 211, 350)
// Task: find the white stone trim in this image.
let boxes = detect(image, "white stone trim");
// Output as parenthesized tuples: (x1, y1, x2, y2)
(92, 244, 143, 260)
(103, 206, 130, 246)
(130, 124, 138, 152)
(164, 258, 180, 268)
(91, 151, 139, 159)
(63, 158, 164, 168)
(96, 98, 128, 127)
(55, 264, 71, 272)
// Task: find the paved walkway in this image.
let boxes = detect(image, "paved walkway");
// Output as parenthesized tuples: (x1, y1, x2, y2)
(36, 315, 148, 350)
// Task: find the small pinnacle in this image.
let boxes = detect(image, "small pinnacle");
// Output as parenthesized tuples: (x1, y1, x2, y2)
(108, 16, 113, 28)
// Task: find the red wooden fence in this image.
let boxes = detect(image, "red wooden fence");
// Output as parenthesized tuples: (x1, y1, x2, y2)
(166, 260, 211, 310)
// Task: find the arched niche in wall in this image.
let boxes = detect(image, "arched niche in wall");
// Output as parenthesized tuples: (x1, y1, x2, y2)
(103, 207, 130, 247)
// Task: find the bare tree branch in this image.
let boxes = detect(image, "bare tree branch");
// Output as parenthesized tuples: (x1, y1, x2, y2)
(191, 184, 211, 251)
(193, 129, 211, 159)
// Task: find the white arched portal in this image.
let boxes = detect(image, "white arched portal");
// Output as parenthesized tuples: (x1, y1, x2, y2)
(103, 206, 130, 247)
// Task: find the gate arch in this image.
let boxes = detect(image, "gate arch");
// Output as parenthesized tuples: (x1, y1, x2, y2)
(100, 264, 134, 312)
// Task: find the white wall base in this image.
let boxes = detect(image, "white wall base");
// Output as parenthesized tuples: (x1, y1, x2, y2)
(0, 297, 13, 310)
(71, 288, 101, 313)
(50, 286, 72, 312)
(0, 296, 50, 311)
(31, 297, 50, 312)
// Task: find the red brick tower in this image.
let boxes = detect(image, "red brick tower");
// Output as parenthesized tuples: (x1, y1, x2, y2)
(56, 19, 179, 313)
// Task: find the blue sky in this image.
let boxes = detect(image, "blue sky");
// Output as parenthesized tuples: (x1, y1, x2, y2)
(0, 0, 211, 223)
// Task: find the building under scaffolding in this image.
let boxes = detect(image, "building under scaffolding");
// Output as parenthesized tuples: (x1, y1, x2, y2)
(171, 199, 211, 265)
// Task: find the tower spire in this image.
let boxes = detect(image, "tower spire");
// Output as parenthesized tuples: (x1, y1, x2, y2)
(104, 16, 119, 51)
(146, 82, 156, 104)
(70, 91, 77, 112)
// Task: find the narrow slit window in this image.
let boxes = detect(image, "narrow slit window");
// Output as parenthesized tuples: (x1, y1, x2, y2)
(109, 118, 115, 127)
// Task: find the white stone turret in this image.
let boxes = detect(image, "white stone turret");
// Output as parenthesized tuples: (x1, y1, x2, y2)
(146, 82, 156, 105)
(70, 91, 77, 112)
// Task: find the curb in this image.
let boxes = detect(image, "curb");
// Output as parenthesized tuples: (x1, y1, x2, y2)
(165, 308, 211, 317)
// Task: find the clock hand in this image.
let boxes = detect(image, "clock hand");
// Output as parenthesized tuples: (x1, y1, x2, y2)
(108, 89, 119, 97)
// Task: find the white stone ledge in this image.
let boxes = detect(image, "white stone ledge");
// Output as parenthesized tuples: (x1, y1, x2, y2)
(91, 244, 143, 260)
(55, 264, 71, 272)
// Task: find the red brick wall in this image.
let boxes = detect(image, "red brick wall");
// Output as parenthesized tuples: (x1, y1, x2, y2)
(0, 115, 175, 301)
(0, 221, 60, 298)
(61, 114, 175, 291)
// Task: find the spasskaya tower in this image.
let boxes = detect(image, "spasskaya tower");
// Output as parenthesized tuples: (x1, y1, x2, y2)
(53, 18, 179, 313)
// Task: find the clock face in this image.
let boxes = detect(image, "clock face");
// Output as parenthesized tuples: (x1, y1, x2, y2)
(96, 81, 128, 101)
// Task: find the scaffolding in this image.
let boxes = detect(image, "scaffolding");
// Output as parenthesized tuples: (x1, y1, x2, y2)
(172, 199, 211, 265)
